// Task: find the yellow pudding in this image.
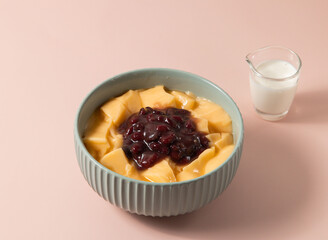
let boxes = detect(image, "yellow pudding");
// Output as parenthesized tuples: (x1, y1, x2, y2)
(83, 86, 234, 182)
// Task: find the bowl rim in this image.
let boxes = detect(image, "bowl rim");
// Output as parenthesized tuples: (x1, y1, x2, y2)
(74, 68, 244, 186)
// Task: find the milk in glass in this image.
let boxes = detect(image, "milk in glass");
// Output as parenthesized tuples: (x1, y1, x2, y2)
(250, 60, 299, 117)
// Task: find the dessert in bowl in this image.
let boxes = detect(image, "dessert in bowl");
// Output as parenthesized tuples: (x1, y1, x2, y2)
(83, 86, 235, 183)
(74, 68, 244, 216)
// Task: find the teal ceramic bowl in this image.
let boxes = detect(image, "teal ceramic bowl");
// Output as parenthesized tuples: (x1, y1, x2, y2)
(74, 68, 244, 217)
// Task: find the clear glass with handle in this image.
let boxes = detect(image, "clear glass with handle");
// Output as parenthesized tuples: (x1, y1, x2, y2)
(246, 46, 302, 121)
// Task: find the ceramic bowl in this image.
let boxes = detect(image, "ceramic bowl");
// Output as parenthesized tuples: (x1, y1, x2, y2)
(74, 68, 244, 217)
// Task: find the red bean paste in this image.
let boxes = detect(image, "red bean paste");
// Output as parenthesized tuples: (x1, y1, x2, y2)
(118, 107, 209, 170)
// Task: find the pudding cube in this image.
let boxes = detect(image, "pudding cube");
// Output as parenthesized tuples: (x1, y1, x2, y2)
(215, 133, 233, 149)
(117, 90, 142, 114)
(176, 147, 215, 181)
(139, 85, 176, 108)
(205, 145, 234, 174)
(171, 90, 195, 110)
(206, 133, 221, 147)
(83, 112, 111, 159)
(101, 98, 131, 126)
(141, 159, 176, 183)
(194, 117, 209, 133)
(100, 148, 133, 176)
(193, 99, 232, 133)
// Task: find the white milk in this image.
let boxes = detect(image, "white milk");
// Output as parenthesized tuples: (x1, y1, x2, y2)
(250, 60, 298, 115)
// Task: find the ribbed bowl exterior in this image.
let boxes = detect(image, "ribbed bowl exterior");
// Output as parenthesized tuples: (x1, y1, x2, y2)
(74, 136, 242, 217)
(74, 68, 244, 217)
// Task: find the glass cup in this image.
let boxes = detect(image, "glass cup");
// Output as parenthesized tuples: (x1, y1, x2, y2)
(246, 46, 302, 121)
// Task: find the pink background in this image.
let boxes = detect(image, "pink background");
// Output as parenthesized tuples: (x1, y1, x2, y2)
(1, 0, 328, 239)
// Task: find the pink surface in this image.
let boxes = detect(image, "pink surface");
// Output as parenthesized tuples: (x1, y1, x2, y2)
(1, 0, 328, 239)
